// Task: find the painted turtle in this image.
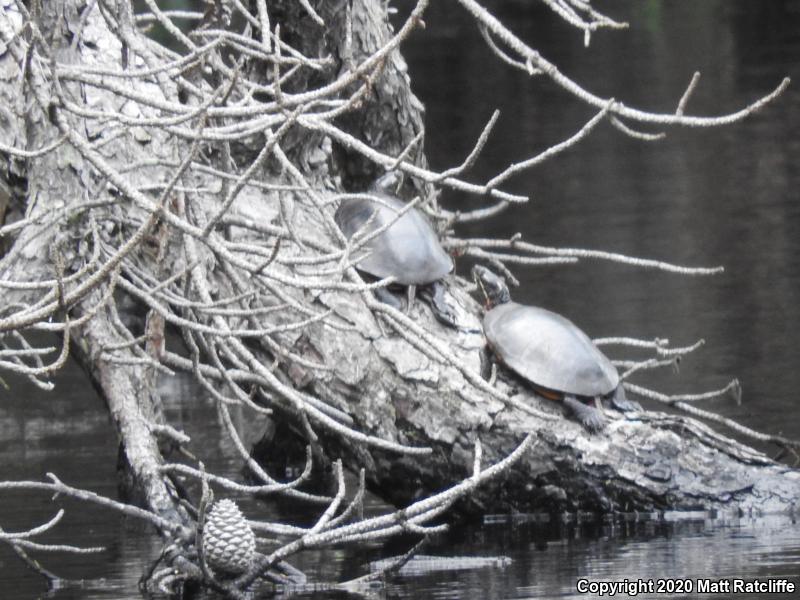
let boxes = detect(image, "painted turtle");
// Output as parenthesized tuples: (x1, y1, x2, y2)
(335, 181, 457, 326)
(472, 265, 640, 430)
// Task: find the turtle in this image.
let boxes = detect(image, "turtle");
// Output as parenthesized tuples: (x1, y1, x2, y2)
(472, 264, 641, 430)
(334, 180, 457, 327)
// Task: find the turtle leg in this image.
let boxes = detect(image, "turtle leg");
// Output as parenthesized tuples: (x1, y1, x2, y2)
(405, 284, 417, 314)
(373, 287, 404, 310)
(609, 385, 642, 412)
(420, 281, 461, 329)
(563, 395, 605, 432)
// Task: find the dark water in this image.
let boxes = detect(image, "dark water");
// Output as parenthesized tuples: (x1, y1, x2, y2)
(2, 1, 800, 598)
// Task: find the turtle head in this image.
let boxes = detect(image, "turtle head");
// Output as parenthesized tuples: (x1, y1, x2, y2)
(373, 170, 403, 194)
(472, 265, 511, 308)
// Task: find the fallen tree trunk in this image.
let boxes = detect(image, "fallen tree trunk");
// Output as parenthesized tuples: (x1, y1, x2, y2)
(0, 0, 797, 594)
(273, 278, 800, 515)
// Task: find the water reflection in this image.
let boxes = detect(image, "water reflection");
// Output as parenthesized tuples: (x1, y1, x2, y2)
(0, 362, 152, 599)
(379, 517, 800, 600)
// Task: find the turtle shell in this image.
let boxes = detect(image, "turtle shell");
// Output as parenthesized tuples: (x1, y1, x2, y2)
(483, 302, 619, 397)
(334, 193, 453, 286)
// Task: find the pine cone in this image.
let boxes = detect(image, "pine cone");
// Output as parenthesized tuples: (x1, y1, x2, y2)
(202, 499, 256, 575)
